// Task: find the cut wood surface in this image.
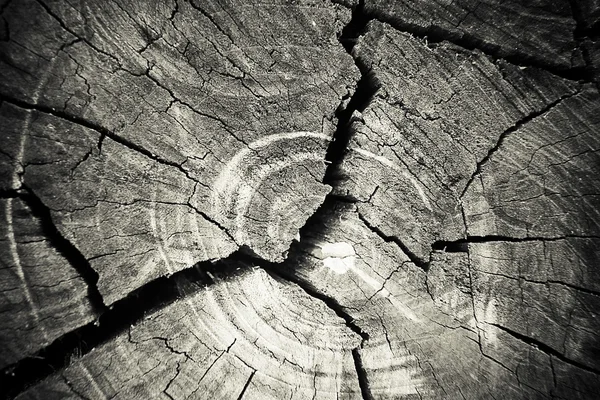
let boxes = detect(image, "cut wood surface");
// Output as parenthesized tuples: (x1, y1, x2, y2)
(363, 0, 583, 71)
(16, 266, 362, 400)
(1, 0, 599, 399)
(0, 197, 95, 368)
(0, 0, 357, 304)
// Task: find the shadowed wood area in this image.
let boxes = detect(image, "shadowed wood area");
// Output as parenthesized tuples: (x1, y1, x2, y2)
(0, 0, 599, 399)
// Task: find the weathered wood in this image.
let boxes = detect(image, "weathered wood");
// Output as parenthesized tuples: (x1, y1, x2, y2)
(16, 267, 362, 400)
(0, 0, 358, 304)
(337, 20, 585, 262)
(0, 197, 94, 368)
(363, 0, 583, 70)
(276, 203, 600, 398)
(0, 103, 236, 305)
(462, 86, 600, 238)
(1, 0, 600, 398)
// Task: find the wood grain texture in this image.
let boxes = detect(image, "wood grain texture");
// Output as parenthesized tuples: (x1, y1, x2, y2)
(364, 0, 583, 70)
(16, 267, 362, 400)
(1, 0, 599, 398)
(0, 198, 94, 368)
(274, 203, 600, 398)
(462, 86, 600, 238)
(0, 0, 358, 304)
(337, 20, 586, 263)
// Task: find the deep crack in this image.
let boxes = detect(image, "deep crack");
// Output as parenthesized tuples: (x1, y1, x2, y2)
(358, 211, 430, 271)
(324, 0, 379, 186)
(18, 185, 107, 315)
(0, 251, 248, 400)
(352, 348, 375, 400)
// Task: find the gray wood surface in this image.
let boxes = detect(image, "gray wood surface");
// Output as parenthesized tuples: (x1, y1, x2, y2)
(1, 0, 599, 399)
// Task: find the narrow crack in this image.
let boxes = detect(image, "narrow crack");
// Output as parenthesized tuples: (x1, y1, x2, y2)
(489, 323, 600, 376)
(260, 261, 369, 343)
(431, 234, 600, 253)
(460, 89, 581, 199)
(236, 370, 256, 400)
(358, 212, 429, 271)
(0, 94, 199, 184)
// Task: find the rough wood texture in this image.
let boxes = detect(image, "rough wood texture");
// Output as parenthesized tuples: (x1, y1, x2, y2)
(463, 86, 600, 238)
(1, 0, 600, 399)
(0, 0, 358, 304)
(338, 20, 588, 263)
(16, 267, 361, 400)
(275, 203, 600, 398)
(363, 0, 583, 70)
(0, 197, 94, 368)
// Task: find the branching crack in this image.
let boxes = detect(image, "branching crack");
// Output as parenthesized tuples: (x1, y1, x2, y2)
(0, 250, 249, 399)
(358, 212, 429, 271)
(333, 1, 595, 83)
(0, 94, 195, 178)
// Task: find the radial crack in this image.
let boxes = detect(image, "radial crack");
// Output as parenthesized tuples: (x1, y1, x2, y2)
(460, 90, 581, 199)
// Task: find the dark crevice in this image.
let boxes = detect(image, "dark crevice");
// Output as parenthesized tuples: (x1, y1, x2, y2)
(0, 188, 19, 199)
(236, 370, 256, 400)
(337, 0, 370, 53)
(363, 9, 595, 83)
(357, 212, 429, 271)
(431, 240, 469, 253)
(352, 348, 375, 400)
(0, 250, 252, 400)
(1, 5, 380, 397)
(568, 0, 600, 41)
(324, 0, 379, 186)
(489, 323, 600, 376)
(18, 185, 107, 315)
(431, 234, 599, 253)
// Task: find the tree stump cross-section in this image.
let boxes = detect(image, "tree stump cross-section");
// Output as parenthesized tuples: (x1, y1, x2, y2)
(1, 0, 599, 399)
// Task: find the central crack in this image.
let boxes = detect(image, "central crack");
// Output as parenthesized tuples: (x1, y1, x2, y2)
(0, 2, 379, 398)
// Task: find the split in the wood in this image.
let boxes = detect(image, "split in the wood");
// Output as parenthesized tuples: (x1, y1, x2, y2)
(14, 185, 107, 315)
(334, 0, 596, 84)
(459, 88, 583, 199)
(0, 249, 245, 399)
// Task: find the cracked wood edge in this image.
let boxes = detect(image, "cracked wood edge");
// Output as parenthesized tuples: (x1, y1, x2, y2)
(363, 0, 584, 73)
(273, 201, 600, 398)
(1, 1, 600, 399)
(337, 19, 598, 263)
(15, 266, 363, 400)
(0, 0, 359, 305)
(0, 196, 95, 369)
